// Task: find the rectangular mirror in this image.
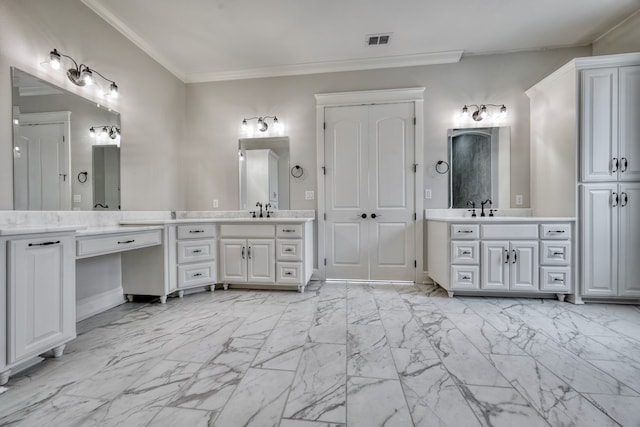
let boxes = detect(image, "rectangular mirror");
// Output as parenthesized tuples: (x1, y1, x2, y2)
(448, 127, 510, 209)
(92, 145, 120, 210)
(239, 136, 289, 210)
(11, 67, 121, 210)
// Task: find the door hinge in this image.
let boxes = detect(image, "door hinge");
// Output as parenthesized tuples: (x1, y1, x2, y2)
(323, 122, 326, 130)
(324, 212, 327, 220)
(414, 260, 417, 268)
(62, 135, 65, 142)
(413, 117, 416, 125)
(324, 258, 327, 266)
(322, 166, 326, 175)
(414, 213, 417, 220)
(412, 163, 418, 173)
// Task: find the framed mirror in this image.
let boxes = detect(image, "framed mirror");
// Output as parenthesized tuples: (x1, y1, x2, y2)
(11, 67, 121, 210)
(239, 136, 290, 210)
(448, 127, 510, 209)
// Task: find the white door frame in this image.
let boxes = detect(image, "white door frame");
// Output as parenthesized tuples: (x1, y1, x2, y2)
(315, 88, 425, 282)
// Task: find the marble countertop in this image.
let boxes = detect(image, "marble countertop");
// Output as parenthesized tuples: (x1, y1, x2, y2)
(0, 224, 85, 236)
(425, 216, 576, 223)
(121, 217, 315, 225)
(76, 225, 165, 237)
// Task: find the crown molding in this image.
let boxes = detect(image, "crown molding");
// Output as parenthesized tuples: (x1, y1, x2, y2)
(185, 50, 462, 83)
(82, 0, 187, 82)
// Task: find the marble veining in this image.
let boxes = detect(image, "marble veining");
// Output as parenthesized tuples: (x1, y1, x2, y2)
(0, 282, 638, 426)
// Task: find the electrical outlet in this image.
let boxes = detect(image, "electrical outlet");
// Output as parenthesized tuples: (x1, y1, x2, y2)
(305, 191, 315, 200)
(515, 194, 523, 206)
(424, 189, 432, 199)
(73, 194, 81, 203)
(213, 199, 219, 208)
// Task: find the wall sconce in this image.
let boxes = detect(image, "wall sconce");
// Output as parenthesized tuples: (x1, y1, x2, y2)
(89, 125, 120, 139)
(462, 104, 507, 122)
(241, 116, 282, 133)
(45, 48, 119, 98)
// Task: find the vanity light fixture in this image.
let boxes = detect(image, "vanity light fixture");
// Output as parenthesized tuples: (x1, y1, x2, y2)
(462, 104, 507, 122)
(45, 49, 119, 99)
(241, 115, 281, 132)
(89, 125, 120, 139)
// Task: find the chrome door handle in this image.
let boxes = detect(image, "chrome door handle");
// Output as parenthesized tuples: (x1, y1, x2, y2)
(504, 249, 509, 264)
(621, 157, 628, 173)
(248, 246, 252, 259)
(612, 157, 619, 173)
(241, 246, 245, 259)
(512, 249, 517, 264)
(612, 192, 619, 208)
(621, 192, 628, 207)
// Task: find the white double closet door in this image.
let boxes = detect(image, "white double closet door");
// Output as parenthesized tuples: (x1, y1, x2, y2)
(325, 103, 415, 281)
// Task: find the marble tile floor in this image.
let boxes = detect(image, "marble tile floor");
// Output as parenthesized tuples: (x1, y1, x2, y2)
(1, 282, 640, 426)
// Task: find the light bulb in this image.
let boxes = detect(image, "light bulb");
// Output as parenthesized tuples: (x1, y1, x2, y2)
(109, 82, 118, 98)
(480, 105, 488, 119)
(89, 127, 96, 138)
(101, 126, 108, 136)
(500, 105, 507, 118)
(242, 119, 248, 131)
(462, 105, 469, 117)
(83, 68, 94, 86)
(49, 49, 61, 70)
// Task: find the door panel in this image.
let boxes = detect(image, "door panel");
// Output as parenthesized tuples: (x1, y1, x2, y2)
(581, 184, 618, 296)
(619, 183, 640, 297)
(619, 66, 640, 182)
(482, 241, 509, 290)
(510, 242, 539, 291)
(330, 222, 368, 279)
(219, 239, 246, 282)
(247, 239, 275, 283)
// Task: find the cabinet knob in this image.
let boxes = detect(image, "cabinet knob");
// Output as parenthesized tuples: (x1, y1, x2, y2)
(285, 272, 293, 276)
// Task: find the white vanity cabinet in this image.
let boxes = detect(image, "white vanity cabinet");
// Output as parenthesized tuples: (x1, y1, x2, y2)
(175, 224, 217, 297)
(1, 231, 76, 385)
(427, 219, 573, 299)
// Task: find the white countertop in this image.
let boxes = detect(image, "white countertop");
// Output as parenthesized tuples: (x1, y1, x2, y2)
(0, 224, 85, 236)
(120, 217, 315, 226)
(76, 225, 165, 237)
(425, 216, 576, 223)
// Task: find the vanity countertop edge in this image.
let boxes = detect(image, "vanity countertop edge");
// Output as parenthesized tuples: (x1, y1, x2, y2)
(425, 216, 576, 223)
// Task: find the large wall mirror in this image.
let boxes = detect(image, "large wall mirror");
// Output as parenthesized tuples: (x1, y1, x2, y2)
(448, 127, 510, 209)
(11, 67, 121, 210)
(239, 137, 289, 210)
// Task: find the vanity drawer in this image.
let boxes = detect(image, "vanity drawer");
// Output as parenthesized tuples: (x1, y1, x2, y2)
(220, 224, 275, 238)
(77, 230, 162, 258)
(276, 224, 302, 238)
(178, 262, 217, 288)
(450, 224, 479, 239)
(481, 224, 538, 239)
(177, 224, 216, 239)
(540, 224, 572, 239)
(177, 239, 215, 264)
(276, 239, 303, 261)
(450, 265, 480, 290)
(451, 241, 479, 264)
(540, 241, 571, 265)
(276, 262, 304, 285)
(540, 266, 571, 292)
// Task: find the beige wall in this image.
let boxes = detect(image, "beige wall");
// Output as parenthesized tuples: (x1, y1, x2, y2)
(184, 47, 591, 211)
(0, 0, 186, 210)
(593, 9, 640, 56)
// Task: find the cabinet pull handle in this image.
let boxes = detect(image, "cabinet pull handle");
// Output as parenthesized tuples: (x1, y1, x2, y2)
(553, 278, 564, 282)
(461, 250, 471, 255)
(248, 246, 252, 259)
(284, 248, 293, 252)
(282, 229, 295, 233)
(621, 157, 628, 173)
(512, 249, 517, 264)
(458, 230, 473, 234)
(118, 239, 135, 244)
(552, 251, 564, 256)
(189, 230, 204, 233)
(462, 275, 471, 280)
(621, 192, 628, 207)
(285, 271, 293, 276)
(192, 249, 202, 253)
(612, 157, 619, 173)
(549, 230, 565, 234)
(241, 246, 245, 259)
(612, 192, 619, 208)
(504, 249, 510, 263)
(28, 240, 60, 247)
(192, 273, 203, 277)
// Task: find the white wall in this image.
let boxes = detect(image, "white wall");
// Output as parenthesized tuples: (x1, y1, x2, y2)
(184, 47, 591, 211)
(593, 9, 640, 56)
(0, 0, 186, 210)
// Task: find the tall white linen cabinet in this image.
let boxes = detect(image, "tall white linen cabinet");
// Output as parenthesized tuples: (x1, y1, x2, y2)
(527, 53, 640, 302)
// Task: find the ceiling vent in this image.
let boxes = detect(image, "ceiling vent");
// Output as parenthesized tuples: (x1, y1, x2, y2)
(366, 33, 391, 46)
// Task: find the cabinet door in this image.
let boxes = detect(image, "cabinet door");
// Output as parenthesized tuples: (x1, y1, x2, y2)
(619, 66, 640, 182)
(581, 184, 618, 296)
(509, 241, 539, 291)
(219, 239, 247, 283)
(619, 183, 640, 297)
(581, 68, 619, 182)
(481, 241, 509, 290)
(8, 236, 75, 364)
(247, 239, 275, 283)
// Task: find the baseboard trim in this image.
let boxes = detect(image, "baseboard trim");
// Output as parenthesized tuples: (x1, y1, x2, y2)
(76, 288, 126, 321)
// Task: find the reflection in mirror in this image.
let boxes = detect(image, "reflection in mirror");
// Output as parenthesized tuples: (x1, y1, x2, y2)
(448, 127, 510, 209)
(92, 145, 120, 210)
(239, 137, 289, 210)
(11, 67, 121, 210)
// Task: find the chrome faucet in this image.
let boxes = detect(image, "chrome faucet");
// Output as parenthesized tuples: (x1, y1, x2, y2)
(467, 201, 477, 217)
(480, 199, 492, 217)
(256, 202, 263, 218)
